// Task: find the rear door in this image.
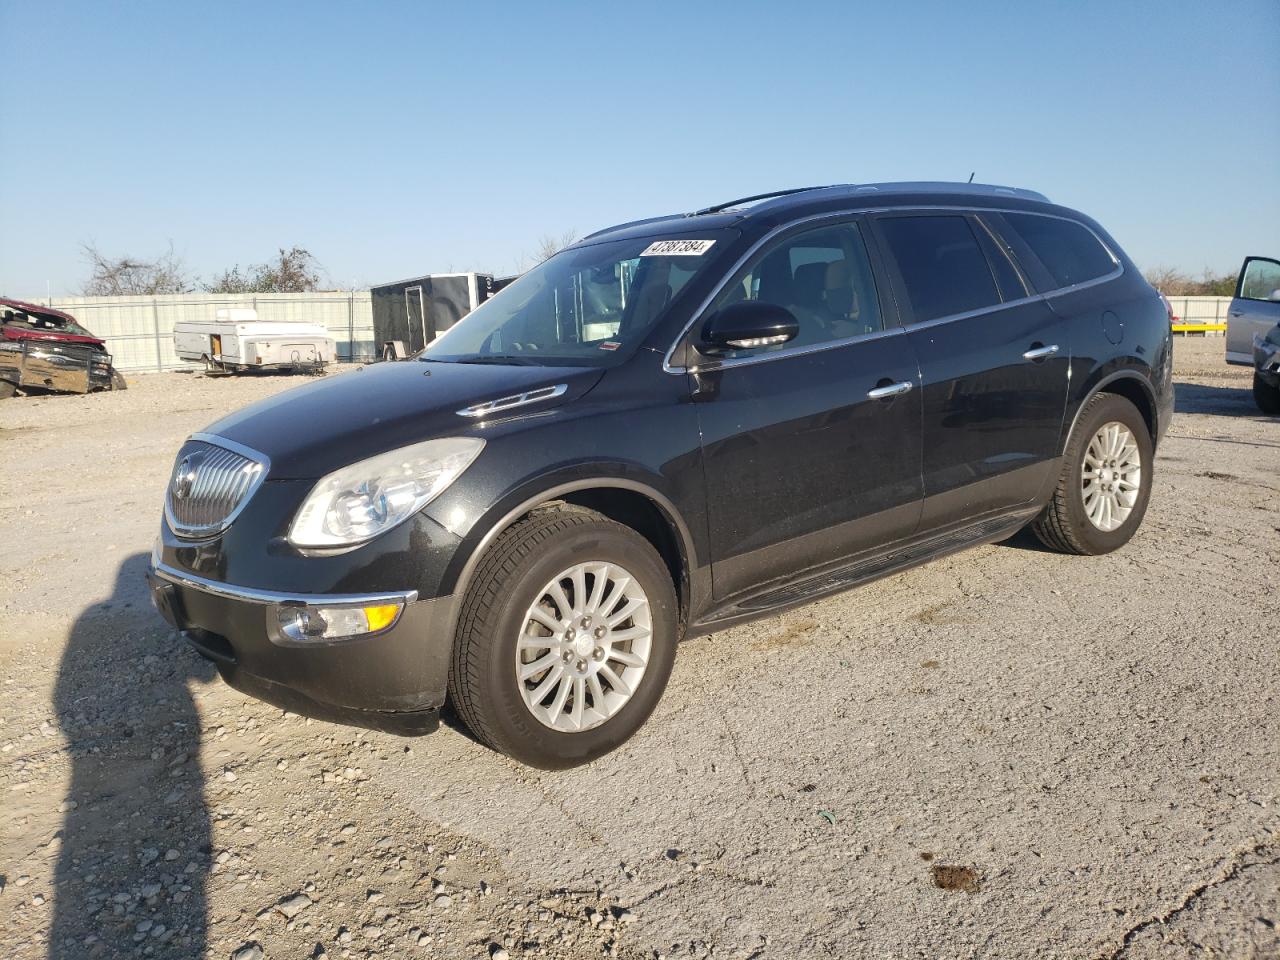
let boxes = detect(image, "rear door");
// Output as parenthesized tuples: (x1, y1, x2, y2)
(1227, 257, 1280, 364)
(688, 217, 924, 600)
(871, 212, 1070, 527)
(405, 286, 428, 352)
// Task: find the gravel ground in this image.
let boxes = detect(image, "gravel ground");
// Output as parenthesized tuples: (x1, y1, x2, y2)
(1, 340, 1276, 960)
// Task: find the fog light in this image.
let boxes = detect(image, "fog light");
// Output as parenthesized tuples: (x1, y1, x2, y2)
(275, 602, 404, 642)
(362, 604, 400, 632)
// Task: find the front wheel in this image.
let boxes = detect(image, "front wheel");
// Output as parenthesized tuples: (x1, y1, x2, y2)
(1032, 393, 1154, 555)
(1254, 372, 1280, 415)
(448, 510, 678, 768)
(0, 379, 16, 399)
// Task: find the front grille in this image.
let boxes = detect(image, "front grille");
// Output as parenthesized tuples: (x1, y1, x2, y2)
(165, 437, 268, 538)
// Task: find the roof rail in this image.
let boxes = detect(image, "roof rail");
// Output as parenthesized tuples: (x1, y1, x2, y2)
(689, 186, 828, 217)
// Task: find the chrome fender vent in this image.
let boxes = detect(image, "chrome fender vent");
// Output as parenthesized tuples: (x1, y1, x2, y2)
(457, 383, 568, 418)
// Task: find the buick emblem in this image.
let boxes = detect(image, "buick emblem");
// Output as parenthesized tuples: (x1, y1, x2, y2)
(172, 454, 199, 500)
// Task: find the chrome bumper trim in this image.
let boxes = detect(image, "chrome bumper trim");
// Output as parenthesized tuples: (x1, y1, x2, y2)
(150, 561, 419, 607)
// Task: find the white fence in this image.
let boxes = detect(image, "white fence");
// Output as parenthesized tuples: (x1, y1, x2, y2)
(26, 292, 375, 371)
(1165, 295, 1231, 334)
(19, 290, 1238, 370)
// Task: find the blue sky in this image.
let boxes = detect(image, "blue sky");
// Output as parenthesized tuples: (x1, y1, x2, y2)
(1, 0, 1276, 296)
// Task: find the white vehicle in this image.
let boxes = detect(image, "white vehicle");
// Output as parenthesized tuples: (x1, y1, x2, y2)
(173, 309, 336, 374)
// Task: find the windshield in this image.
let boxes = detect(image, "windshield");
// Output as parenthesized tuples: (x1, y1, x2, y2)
(423, 233, 731, 366)
(1, 309, 96, 338)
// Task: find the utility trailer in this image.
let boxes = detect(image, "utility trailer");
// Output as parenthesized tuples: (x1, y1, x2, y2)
(173, 309, 336, 374)
(370, 273, 496, 358)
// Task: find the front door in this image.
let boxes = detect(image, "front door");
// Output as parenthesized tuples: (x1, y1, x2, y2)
(688, 218, 924, 601)
(873, 212, 1070, 526)
(1227, 256, 1280, 365)
(405, 286, 428, 353)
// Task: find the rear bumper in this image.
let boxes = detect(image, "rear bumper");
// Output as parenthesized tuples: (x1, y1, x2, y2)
(146, 562, 455, 735)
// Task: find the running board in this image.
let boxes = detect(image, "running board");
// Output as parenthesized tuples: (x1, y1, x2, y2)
(696, 511, 1034, 630)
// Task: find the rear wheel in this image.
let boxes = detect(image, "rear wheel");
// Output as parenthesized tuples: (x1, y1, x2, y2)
(1254, 373, 1280, 415)
(0, 379, 16, 399)
(110, 369, 128, 391)
(1032, 393, 1153, 555)
(448, 510, 678, 768)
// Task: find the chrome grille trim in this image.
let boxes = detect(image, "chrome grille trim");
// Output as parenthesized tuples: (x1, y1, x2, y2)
(164, 433, 270, 539)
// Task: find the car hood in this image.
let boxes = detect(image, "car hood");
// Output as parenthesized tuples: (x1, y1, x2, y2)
(2, 326, 106, 349)
(203, 360, 604, 479)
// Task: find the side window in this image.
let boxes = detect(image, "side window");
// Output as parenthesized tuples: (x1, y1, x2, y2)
(1238, 258, 1280, 301)
(972, 217, 1030, 301)
(1003, 213, 1116, 289)
(877, 215, 1001, 322)
(704, 220, 883, 357)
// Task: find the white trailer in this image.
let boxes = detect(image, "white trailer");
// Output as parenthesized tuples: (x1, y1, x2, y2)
(173, 308, 337, 373)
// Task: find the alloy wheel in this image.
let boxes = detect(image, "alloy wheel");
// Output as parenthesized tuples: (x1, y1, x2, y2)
(515, 561, 652, 732)
(1081, 420, 1142, 532)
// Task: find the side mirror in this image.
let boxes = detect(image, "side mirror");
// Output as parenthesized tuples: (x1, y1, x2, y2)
(701, 301, 799, 352)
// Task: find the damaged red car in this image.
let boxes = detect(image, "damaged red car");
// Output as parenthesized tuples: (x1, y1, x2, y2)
(0, 298, 126, 398)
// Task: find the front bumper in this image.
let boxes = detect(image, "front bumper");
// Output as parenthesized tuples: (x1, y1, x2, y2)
(0, 340, 114, 394)
(1254, 334, 1280, 387)
(147, 561, 455, 735)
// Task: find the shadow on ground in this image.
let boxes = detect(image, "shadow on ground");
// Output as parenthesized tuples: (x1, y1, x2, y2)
(49, 553, 215, 959)
(1174, 380, 1261, 416)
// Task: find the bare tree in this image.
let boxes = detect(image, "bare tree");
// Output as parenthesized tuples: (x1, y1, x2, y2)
(80, 242, 194, 296)
(1143, 265, 1237, 297)
(534, 230, 579, 263)
(205, 247, 324, 294)
(1143, 266, 1185, 294)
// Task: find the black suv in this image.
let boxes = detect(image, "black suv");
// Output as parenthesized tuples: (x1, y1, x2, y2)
(147, 182, 1174, 768)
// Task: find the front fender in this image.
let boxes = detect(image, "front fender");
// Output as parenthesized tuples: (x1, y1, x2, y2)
(427, 462, 699, 600)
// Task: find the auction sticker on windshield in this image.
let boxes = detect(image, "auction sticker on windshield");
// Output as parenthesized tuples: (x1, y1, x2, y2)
(640, 239, 716, 256)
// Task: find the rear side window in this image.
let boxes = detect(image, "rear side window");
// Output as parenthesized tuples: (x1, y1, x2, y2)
(1004, 213, 1116, 289)
(878, 216, 1001, 322)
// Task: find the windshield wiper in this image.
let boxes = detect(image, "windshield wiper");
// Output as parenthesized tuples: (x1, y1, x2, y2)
(452, 355, 540, 366)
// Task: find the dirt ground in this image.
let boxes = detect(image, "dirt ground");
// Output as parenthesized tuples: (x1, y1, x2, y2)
(1, 339, 1276, 960)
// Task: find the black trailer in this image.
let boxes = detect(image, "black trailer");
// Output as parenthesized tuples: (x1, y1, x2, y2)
(370, 273, 496, 357)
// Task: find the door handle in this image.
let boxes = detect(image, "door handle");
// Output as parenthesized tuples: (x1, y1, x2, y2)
(1229, 311, 1243, 317)
(867, 379, 913, 400)
(1022, 343, 1060, 362)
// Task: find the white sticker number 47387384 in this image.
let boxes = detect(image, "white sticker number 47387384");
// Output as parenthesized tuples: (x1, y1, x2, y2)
(639, 239, 716, 257)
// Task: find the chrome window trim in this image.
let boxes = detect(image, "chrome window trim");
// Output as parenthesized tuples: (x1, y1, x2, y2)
(151, 560, 419, 607)
(165, 433, 272, 540)
(662, 205, 1123, 375)
(457, 383, 568, 417)
(687, 325, 907, 374)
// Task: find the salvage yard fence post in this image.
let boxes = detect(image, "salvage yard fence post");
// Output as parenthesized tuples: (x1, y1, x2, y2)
(151, 299, 163, 372)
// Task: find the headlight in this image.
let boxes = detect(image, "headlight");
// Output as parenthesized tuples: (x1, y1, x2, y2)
(288, 437, 484, 547)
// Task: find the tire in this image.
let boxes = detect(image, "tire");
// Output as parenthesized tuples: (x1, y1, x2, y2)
(1254, 373, 1280, 415)
(448, 510, 679, 768)
(1031, 393, 1154, 555)
(110, 368, 128, 391)
(0, 379, 16, 399)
